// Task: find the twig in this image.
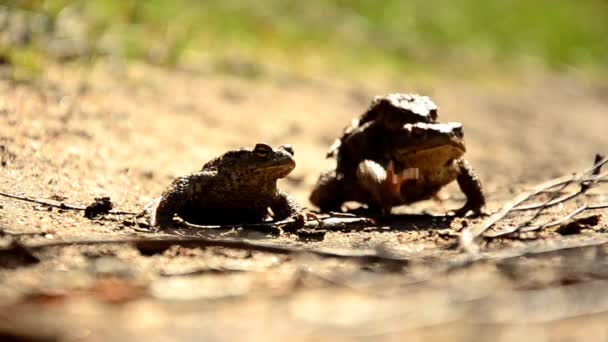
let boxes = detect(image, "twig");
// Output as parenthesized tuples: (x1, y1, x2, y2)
(518, 205, 589, 232)
(481, 200, 607, 238)
(318, 216, 376, 230)
(588, 203, 608, 210)
(465, 178, 571, 238)
(513, 172, 608, 211)
(492, 235, 608, 262)
(13, 236, 407, 263)
(514, 178, 579, 235)
(179, 217, 297, 235)
(0, 190, 138, 215)
(448, 236, 608, 272)
(465, 154, 607, 240)
(488, 157, 606, 238)
(0, 191, 85, 210)
(583, 153, 606, 191)
(529, 203, 607, 230)
(176, 214, 374, 233)
(513, 191, 582, 211)
(510, 156, 607, 211)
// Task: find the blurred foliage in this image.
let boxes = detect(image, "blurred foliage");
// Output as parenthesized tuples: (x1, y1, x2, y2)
(1, 0, 607, 76)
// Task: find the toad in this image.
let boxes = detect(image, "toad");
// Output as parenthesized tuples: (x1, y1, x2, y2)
(310, 94, 485, 216)
(147, 143, 301, 228)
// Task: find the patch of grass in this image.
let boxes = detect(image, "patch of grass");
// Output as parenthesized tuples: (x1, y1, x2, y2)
(4, 0, 608, 76)
(0, 46, 43, 82)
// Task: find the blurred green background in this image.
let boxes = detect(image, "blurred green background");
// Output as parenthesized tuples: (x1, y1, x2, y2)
(2, 0, 607, 79)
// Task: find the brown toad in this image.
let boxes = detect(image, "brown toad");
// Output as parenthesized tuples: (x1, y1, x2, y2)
(148, 143, 301, 228)
(326, 93, 439, 160)
(310, 94, 485, 216)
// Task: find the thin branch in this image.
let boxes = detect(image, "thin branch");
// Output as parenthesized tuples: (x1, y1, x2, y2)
(478, 201, 607, 238)
(171, 213, 374, 233)
(13, 236, 408, 263)
(513, 172, 608, 211)
(513, 190, 582, 211)
(162, 215, 373, 241)
(515, 177, 579, 233)
(465, 177, 571, 238)
(0, 190, 85, 210)
(588, 203, 608, 210)
(0, 190, 138, 215)
(178, 217, 297, 234)
(448, 236, 608, 272)
(485, 163, 607, 238)
(466, 154, 607, 240)
(519, 205, 589, 232)
(511, 156, 607, 209)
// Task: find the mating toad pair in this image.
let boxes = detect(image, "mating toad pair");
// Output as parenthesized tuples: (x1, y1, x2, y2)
(148, 94, 486, 228)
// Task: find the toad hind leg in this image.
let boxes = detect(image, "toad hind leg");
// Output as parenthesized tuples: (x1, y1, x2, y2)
(152, 173, 208, 228)
(453, 159, 486, 216)
(309, 169, 347, 213)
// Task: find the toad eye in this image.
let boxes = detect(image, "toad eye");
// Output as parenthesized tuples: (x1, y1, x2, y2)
(254, 143, 272, 158)
(281, 144, 294, 156)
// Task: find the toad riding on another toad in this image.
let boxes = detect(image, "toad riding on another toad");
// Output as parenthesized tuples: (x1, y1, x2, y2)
(309, 93, 486, 217)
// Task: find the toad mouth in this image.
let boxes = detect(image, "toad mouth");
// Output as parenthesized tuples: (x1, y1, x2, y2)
(396, 140, 466, 157)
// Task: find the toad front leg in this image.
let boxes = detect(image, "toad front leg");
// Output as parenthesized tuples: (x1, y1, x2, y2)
(271, 190, 311, 229)
(356, 159, 417, 215)
(271, 190, 301, 220)
(453, 159, 486, 216)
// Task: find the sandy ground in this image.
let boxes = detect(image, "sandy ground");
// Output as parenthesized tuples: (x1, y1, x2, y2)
(0, 61, 608, 341)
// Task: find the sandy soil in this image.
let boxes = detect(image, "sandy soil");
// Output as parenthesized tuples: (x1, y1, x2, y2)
(0, 61, 607, 341)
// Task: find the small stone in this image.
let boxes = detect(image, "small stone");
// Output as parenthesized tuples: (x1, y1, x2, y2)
(84, 197, 113, 218)
(296, 229, 326, 241)
(557, 222, 584, 235)
(557, 214, 601, 235)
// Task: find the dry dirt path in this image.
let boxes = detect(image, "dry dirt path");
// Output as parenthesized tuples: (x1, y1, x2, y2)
(0, 63, 607, 341)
